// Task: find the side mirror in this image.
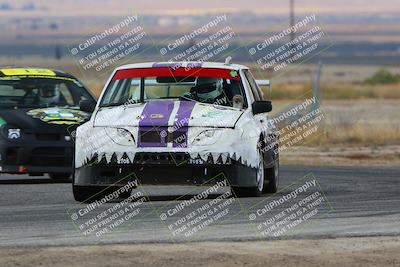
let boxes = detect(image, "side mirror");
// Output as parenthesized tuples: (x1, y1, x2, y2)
(252, 100, 272, 115)
(79, 100, 96, 113)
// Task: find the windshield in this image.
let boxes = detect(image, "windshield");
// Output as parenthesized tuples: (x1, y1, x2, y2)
(0, 77, 94, 109)
(100, 67, 247, 108)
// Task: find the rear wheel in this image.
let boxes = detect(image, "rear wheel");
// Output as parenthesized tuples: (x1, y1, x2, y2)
(49, 173, 71, 180)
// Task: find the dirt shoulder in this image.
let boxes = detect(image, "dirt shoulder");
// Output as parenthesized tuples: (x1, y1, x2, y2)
(2, 236, 400, 267)
(281, 145, 400, 166)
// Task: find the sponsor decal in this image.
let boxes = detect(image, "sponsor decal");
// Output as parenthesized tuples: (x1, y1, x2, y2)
(201, 110, 223, 118)
(150, 114, 165, 119)
(113, 68, 241, 81)
(27, 108, 89, 125)
(0, 76, 81, 85)
(8, 129, 21, 139)
(230, 70, 238, 78)
(0, 68, 56, 76)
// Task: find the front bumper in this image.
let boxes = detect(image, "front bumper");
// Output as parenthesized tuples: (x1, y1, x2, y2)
(74, 152, 257, 187)
(0, 136, 74, 174)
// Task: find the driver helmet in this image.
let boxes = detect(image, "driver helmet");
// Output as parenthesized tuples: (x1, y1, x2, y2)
(39, 85, 60, 105)
(193, 77, 223, 101)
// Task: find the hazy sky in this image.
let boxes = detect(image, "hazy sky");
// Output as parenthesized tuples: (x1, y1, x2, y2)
(2, 0, 400, 17)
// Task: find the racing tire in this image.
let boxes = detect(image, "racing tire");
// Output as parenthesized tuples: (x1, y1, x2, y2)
(73, 185, 133, 203)
(49, 173, 71, 180)
(230, 186, 261, 198)
(73, 185, 105, 203)
(264, 156, 279, 194)
(231, 147, 264, 198)
(119, 190, 132, 199)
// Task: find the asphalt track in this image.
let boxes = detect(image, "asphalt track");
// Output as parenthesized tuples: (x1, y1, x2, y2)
(0, 165, 399, 247)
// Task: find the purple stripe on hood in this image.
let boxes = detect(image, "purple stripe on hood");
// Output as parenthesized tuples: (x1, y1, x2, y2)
(173, 101, 196, 148)
(138, 100, 174, 147)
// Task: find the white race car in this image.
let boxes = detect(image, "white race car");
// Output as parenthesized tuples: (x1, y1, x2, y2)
(74, 61, 279, 202)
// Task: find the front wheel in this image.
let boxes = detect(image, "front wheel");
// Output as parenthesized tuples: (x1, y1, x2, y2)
(72, 185, 133, 203)
(264, 156, 279, 193)
(231, 148, 264, 197)
(73, 185, 103, 203)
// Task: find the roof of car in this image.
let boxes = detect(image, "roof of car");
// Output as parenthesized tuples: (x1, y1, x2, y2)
(115, 62, 249, 72)
(0, 67, 77, 79)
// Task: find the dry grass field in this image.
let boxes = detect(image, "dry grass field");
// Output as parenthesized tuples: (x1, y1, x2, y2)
(266, 82, 400, 100)
(272, 99, 400, 146)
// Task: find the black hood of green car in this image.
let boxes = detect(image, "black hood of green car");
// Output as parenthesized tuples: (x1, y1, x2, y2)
(0, 107, 91, 134)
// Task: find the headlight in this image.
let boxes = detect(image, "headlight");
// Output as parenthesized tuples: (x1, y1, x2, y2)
(192, 129, 222, 146)
(106, 128, 136, 146)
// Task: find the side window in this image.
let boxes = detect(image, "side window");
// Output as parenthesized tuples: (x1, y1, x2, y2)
(249, 71, 264, 100)
(144, 78, 165, 100)
(0, 86, 25, 96)
(243, 70, 262, 101)
(79, 93, 92, 102)
(102, 79, 131, 105)
(128, 79, 141, 101)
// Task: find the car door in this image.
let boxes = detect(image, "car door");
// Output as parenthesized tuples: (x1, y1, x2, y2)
(242, 70, 277, 162)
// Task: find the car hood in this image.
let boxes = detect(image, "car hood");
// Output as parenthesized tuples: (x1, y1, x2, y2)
(94, 100, 244, 128)
(0, 107, 91, 133)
